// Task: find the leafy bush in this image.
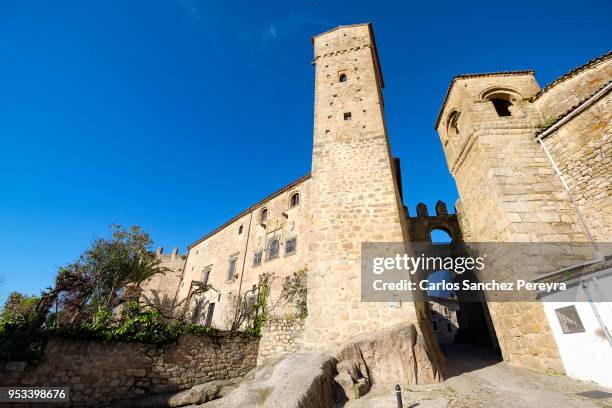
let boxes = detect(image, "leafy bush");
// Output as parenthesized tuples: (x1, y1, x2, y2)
(0, 299, 219, 361)
(0, 293, 48, 360)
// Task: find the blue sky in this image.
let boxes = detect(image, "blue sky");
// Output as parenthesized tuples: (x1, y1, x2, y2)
(0, 0, 610, 300)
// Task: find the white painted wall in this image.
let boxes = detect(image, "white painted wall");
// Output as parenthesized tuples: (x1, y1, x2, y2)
(542, 269, 612, 388)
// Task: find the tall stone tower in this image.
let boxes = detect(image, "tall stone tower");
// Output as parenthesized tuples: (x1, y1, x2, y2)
(304, 24, 423, 348)
(434, 72, 594, 372)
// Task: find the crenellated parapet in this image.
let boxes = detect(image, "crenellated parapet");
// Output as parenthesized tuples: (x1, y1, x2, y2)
(406, 200, 463, 243)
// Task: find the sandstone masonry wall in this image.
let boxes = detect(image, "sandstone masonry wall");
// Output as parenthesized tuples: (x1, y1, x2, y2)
(534, 56, 611, 122)
(176, 176, 311, 330)
(0, 334, 258, 406)
(141, 248, 186, 311)
(541, 93, 612, 244)
(257, 317, 305, 365)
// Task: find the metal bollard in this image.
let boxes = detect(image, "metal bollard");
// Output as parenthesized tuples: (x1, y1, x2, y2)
(395, 384, 403, 408)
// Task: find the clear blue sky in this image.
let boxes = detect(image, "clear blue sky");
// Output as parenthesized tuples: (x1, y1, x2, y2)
(0, 0, 610, 300)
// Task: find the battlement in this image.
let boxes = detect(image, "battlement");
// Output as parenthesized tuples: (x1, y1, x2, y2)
(406, 200, 463, 243)
(155, 246, 186, 260)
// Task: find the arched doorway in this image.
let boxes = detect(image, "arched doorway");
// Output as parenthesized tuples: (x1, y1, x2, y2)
(425, 229, 502, 373)
(406, 202, 502, 374)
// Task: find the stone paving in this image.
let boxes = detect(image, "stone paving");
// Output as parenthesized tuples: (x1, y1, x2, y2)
(340, 344, 612, 408)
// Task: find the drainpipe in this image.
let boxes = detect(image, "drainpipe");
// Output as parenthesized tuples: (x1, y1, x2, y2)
(535, 82, 612, 348)
(535, 82, 612, 259)
(236, 211, 254, 308)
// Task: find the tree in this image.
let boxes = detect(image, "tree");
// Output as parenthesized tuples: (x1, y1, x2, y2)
(54, 224, 169, 324)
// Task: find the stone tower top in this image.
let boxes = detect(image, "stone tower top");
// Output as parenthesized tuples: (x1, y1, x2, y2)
(434, 71, 541, 173)
(311, 23, 388, 145)
(312, 23, 384, 90)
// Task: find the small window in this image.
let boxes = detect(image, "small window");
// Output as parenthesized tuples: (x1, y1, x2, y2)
(344, 112, 352, 121)
(260, 208, 268, 223)
(491, 98, 512, 116)
(202, 266, 211, 285)
(432, 321, 438, 331)
(447, 110, 460, 138)
(444, 307, 449, 316)
(290, 192, 300, 207)
(339, 73, 347, 83)
(447, 323, 452, 333)
(267, 237, 280, 260)
(205, 303, 215, 327)
(253, 250, 262, 266)
(238, 225, 243, 234)
(227, 258, 237, 281)
(285, 236, 297, 255)
(555, 305, 585, 334)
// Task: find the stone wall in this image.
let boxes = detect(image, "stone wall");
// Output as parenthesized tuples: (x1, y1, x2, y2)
(141, 247, 187, 312)
(0, 334, 258, 406)
(534, 55, 611, 122)
(541, 94, 612, 244)
(257, 317, 305, 365)
(176, 175, 311, 330)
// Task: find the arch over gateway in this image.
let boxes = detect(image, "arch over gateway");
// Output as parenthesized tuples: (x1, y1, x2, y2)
(406, 201, 501, 354)
(406, 201, 463, 243)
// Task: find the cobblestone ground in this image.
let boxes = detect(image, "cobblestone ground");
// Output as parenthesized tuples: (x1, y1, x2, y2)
(340, 344, 612, 408)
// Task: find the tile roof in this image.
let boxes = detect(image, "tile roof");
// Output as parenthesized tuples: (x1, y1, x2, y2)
(534, 80, 612, 137)
(434, 71, 535, 129)
(531, 51, 612, 101)
(188, 173, 311, 249)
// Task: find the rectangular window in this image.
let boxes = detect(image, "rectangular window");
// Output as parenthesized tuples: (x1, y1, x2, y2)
(227, 258, 237, 281)
(202, 266, 211, 285)
(555, 305, 585, 334)
(253, 251, 262, 266)
(285, 237, 297, 255)
(205, 303, 215, 327)
(344, 112, 352, 121)
(267, 237, 280, 260)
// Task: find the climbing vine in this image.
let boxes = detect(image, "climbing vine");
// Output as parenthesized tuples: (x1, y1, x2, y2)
(246, 274, 270, 337)
(281, 267, 308, 320)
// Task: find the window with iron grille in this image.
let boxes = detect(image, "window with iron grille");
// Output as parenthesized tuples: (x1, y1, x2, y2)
(285, 236, 297, 255)
(253, 250, 262, 266)
(267, 238, 280, 260)
(227, 258, 237, 281)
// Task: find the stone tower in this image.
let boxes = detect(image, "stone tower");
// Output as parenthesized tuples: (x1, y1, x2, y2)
(304, 24, 423, 348)
(434, 71, 597, 372)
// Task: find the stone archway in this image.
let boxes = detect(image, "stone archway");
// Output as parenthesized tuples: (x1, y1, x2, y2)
(406, 201, 501, 367)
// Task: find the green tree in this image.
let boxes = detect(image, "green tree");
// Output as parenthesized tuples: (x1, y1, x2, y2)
(57, 224, 169, 323)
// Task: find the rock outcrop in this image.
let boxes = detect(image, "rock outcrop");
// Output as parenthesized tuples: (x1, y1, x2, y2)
(198, 352, 337, 408)
(334, 322, 442, 392)
(113, 323, 442, 407)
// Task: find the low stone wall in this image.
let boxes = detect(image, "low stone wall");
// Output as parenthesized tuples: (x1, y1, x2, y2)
(257, 317, 305, 364)
(0, 333, 258, 406)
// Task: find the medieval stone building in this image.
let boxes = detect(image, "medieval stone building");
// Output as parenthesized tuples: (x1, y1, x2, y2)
(143, 24, 611, 386)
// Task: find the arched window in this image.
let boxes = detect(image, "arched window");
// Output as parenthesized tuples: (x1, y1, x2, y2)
(481, 88, 521, 117)
(267, 237, 279, 260)
(339, 73, 347, 83)
(260, 208, 268, 223)
(290, 192, 300, 207)
(490, 98, 512, 116)
(446, 110, 460, 139)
